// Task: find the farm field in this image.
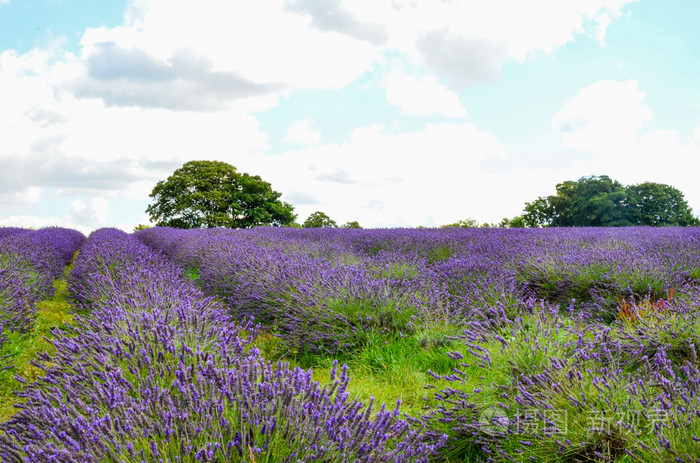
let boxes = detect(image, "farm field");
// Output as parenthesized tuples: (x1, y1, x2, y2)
(2, 226, 700, 462)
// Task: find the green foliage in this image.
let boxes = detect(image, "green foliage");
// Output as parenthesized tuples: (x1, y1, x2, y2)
(377, 262, 419, 280)
(302, 211, 337, 228)
(522, 197, 552, 227)
(341, 220, 362, 229)
(626, 182, 700, 226)
(184, 268, 200, 282)
(509, 216, 526, 228)
(146, 160, 296, 229)
(498, 216, 526, 228)
(426, 244, 455, 263)
(521, 175, 699, 227)
(441, 218, 478, 228)
(569, 175, 628, 226)
(132, 224, 151, 232)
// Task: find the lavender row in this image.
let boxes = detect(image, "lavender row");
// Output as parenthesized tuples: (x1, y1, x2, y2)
(0, 227, 85, 332)
(1, 228, 437, 462)
(135, 227, 700, 345)
(0, 228, 29, 243)
(428, 297, 700, 461)
(136, 227, 440, 354)
(135, 226, 700, 460)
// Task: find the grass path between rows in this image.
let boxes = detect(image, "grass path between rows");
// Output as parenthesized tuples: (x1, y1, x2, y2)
(0, 263, 77, 422)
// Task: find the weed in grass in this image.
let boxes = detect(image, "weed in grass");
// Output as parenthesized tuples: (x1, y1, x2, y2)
(615, 289, 674, 326)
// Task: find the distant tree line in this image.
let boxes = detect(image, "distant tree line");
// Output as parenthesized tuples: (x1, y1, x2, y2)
(145, 163, 697, 230)
(519, 175, 699, 227)
(300, 211, 361, 229)
(442, 217, 525, 229)
(444, 175, 698, 228)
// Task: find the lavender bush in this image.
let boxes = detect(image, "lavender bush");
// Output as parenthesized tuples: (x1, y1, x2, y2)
(0, 228, 29, 242)
(135, 226, 700, 461)
(0, 227, 84, 332)
(1, 228, 437, 462)
(428, 293, 700, 461)
(137, 227, 436, 355)
(513, 227, 700, 320)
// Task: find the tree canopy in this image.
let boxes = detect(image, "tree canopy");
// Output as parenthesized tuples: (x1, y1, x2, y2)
(303, 211, 337, 228)
(341, 221, 362, 229)
(146, 160, 296, 228)
(626, 182, 699, 226)
(521, 175, 699, 227)
(441, 218, 479, 228)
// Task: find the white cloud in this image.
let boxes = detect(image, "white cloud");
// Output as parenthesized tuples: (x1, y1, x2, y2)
(284, 0, 387, 46)
(285, 190, 321, 205)
(0, 0, 636, 115)
(0, 215, 66, 229)
(0, 47, 269, 174)
(244, 121, 513, 226)
(0, 0, 645, 230)
(62, 0, 637, 111)
(70, 197, 110, 226)
(285, 117, 321, 145)
(594, 11, 614, 46)
(0, 197, 110, 235)
(384, 68, 467, 117)
(80, 0, 380, 93)
(553, 79, 652, 158)
(553, 79, 700, 214)
(342, 0, 636, 87)
(0, 187, 41, 205)
(0, 45, 273, 230)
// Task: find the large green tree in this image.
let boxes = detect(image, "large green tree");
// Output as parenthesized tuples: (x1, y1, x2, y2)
(303, 211, 337, 228)
(568, 175, 629, 226)
(521, 175, 698, 227)
(146, 160, 296, 228)
(522, 197, 554, 227)
(626, 182, 699, 226)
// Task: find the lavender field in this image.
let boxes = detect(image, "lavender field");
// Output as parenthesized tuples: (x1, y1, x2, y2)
(2, 226, 700, 462)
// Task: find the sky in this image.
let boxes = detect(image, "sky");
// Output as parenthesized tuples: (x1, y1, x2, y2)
(0, 0, 699, 233)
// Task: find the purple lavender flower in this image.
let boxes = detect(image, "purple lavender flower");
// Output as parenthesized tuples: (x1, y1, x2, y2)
(1, 228, 436, 462)
(0, 227, 84, 332)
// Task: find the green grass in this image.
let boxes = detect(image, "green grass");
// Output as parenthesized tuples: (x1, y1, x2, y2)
(257, 320, 486, 420)
(184, 267, 200, 281)
(376, 262, 420, 280)
(426, 244, 455, 263)
(0, 267, 76, 422)
(143, 261, 700, 461)
(255, 306, 685, 462)
(690, 268, 700, 283)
